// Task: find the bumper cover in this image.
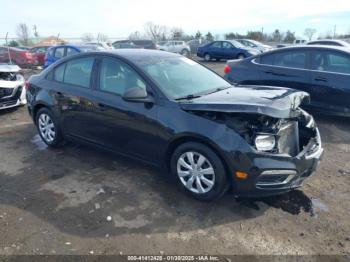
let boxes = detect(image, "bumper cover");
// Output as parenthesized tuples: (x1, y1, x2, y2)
(232, 128, 323, 197)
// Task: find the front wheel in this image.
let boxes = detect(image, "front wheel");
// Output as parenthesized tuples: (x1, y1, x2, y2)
(204, 53, 211, 62)
(181, 49, 189, 57)
(36, 107, 64, 147)
(170, 142, 228, 201)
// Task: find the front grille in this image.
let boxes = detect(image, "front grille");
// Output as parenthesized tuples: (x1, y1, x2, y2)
(0, 87, 14, 98)
(277, 121, 299, 156)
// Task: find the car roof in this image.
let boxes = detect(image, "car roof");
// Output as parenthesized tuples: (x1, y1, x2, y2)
(105, 49, 180, 59)
(264, 44, 350, 54)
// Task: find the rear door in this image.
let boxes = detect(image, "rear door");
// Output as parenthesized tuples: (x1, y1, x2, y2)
(255, 49, 310, 93)
(208, 41, 222, 58)
(309, 49, 350, 113)
(221, 41, 236, 59)
(48, 56, 96, 138)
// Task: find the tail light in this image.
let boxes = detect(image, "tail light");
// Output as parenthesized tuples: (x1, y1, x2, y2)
(24, 81, 30, 90)
(24, 52, 32, 59)
(224, 64, 231, 74)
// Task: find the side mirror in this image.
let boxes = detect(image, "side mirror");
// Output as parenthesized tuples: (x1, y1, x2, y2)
(122, 87, 153, 103)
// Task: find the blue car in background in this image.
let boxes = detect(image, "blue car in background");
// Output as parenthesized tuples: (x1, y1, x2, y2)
(44, 44, 98, 68)
(197, 40, 260, 61)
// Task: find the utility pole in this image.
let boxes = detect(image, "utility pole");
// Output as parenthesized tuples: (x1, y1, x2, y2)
(261, 27, 264, 41)
(333, 25, 337, 39)
(5, 32, 12, 64)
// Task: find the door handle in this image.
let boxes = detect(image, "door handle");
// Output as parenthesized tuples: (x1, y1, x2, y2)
(314, 77, 327, 82)
(97, 103, 109, 111)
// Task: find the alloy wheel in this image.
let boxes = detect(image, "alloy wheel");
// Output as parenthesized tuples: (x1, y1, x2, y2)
(38, 113, 56, 143)
(176, 151, 215, 194)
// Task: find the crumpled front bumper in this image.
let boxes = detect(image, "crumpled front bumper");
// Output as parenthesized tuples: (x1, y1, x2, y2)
(0, 85, 27, 110)
(231, 128, 323, 197)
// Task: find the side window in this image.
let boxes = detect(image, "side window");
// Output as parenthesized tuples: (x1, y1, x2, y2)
(99, 57, 146, 95)
(64, 57, 94, 88)
(260, 51, 306, 69)
(66, 48, 79, 56)
(53, 63, 66, 82)
(222, 42, 233, 49)
(48, 48, 54, 57)
(311, 51, 350, 74)
(54, 47, 65, 59)
(211, 42, 221, 48)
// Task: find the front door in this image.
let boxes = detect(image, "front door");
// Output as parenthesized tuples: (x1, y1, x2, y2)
(88, 56, 161, 163)
(309, 49, 350, 114)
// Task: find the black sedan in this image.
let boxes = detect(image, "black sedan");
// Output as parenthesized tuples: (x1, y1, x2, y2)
(224, 45, 350, 116)
(26, 50, 323, 201)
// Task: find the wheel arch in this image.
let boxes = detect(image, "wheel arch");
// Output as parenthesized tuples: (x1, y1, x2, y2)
(163, 134, 232, 180)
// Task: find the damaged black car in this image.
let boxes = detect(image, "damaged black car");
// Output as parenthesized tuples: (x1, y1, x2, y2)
(26, 50, 323, 201)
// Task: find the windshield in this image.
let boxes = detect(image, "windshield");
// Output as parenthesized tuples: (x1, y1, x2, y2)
(230, 40, 245, 48)
(248, 40, 262, 46)
(137, 57, 231, 99)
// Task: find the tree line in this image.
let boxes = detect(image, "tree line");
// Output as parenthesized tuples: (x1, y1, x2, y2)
(4, 22, 350, 47)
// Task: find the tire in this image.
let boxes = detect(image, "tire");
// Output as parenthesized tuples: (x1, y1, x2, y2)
(204, 53, 211, 62)
(181, 49, 189, 57)
(35, 107, 64, 147)
(170, 142, 228, 201)
(237, 54, 245, 59)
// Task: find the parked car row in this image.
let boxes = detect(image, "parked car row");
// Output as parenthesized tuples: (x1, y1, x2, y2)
(224, 45, 350, 116)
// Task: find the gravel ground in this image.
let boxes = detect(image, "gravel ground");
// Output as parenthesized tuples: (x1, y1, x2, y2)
(0, 62, 349, 256)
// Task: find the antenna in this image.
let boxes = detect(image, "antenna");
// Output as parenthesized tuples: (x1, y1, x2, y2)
(5, 32, 12, 64)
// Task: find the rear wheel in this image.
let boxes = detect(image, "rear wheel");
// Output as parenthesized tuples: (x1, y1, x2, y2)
(36, 108, 64, 147)
(170, 142, 228, 201)
(204, 53, 211, 62)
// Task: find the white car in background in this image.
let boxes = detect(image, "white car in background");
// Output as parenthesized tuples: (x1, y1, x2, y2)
(236, 39, 272, 53)
(158, 41, 191, 56)
(85, 42, 114, 50)
(0, 64, 26, 110)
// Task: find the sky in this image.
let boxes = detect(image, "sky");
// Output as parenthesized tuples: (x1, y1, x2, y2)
(0, 0, 350, 41)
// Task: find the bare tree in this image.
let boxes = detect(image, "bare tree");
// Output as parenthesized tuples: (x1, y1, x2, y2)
(144, 22, 168, 41)
(81, 33, 94, 42)
(16, 23, 31, 45)
(304, 28, 317, 41)
(129, 31, 142, 40)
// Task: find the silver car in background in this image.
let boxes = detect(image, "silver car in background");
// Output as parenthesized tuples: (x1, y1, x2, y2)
(236, 39, 272, 53)
(158, 41, 191, 56)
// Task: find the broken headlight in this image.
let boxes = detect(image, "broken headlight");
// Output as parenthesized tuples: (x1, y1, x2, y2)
(254, 134, 276, 151)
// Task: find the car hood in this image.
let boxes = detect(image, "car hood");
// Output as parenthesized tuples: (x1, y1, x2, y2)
(0, 64, 21, 73)
(179, 85, 310, 119)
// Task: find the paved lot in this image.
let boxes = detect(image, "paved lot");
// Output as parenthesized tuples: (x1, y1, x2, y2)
(0, 63, 349, 255)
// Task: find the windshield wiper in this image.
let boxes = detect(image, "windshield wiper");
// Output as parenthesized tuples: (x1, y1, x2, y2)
(175, 94, 202, 101)
(203, 86, 231, 96)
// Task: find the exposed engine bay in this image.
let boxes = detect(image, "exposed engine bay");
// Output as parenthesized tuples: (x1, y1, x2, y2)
(191, 109, 317, 157)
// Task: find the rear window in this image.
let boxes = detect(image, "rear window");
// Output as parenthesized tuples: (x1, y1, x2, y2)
(53, 63, 66, 82)
(260, 51, 306, 69)
(54, 47, 65, 58)
(63, 57, 94, 88)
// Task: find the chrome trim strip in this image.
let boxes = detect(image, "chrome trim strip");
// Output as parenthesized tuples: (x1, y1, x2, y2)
(256, 171, 296, 187)
(251, 58, 350, 77)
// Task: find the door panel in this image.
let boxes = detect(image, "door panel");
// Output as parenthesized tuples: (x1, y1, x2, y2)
(86, 57, 162, 163)
(309, 50, 350, 113)
(256, 50, 311, 93)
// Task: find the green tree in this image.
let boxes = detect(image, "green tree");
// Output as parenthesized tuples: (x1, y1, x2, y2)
(284, 30, 296, 43)
(205, 32, 214, 41)
(8, 40, 19, 47)
(195, 31, 202, 39)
